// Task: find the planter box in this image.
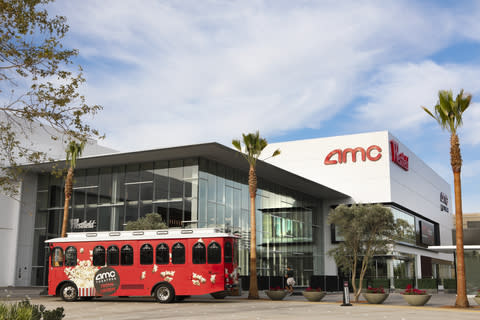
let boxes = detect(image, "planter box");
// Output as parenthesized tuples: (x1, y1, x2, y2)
(363, 293, 389, 304)
(302, 291, 326, 302)
(474, 297, 480, 305)
(265, 290, 287, 300)
(402, 294, 432, 306)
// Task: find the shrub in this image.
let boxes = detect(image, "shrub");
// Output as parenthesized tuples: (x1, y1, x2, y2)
(0, 300, 64, 320)
(417, 278, 437, 289)
(371, 279, 389, 289)
(125, 213, 167, 230)
(443, 279, 456, 290)
(394, 278, 414, 289)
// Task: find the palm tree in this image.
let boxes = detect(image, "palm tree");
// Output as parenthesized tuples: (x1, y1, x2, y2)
(232, 131, 280, 299)
(60, 140, 85, 237)
(422, 89, 472, 308)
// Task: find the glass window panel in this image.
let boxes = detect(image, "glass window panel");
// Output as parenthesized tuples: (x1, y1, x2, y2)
(169, 176, 183, 200)
(114, 206, 125, 231)
(155, 203, 168, 226)
(38, 174, 49, 190)
(154, 161, 169, 200)
(107, 245, 119, 266)
(32, 230, 46, 266)
(125, 184, 139, 202)
(35, 210, 48, 229)
(183, 158, 198, 179)
(65, 246, 77, 266)
(121, 245, 134, 265)
(112, 166, 125, 204)
(208, 242, 221, 264)
(207, 202, 216, 227)
(99, 167, 112, 204)
(86, 168, 98, 186)
(192, 242, 206, 264)
(74, 169, 86, 187)
(140, 202, 153, 218)
(169, 201, 183, 228)
(36, 191, 48, 210)
(140, 182, 153, 201)
(85, 207, 97, 231)
(140, 244, 153, 265)
(184, 180, 193, 198)
(216, 204, 225, 227)
(98, 207, 112, 231)
(125, 164, 139, 183)
(86, 187, 98, 205)
(172, 242, 185, 264)
(207, 173, 216, 202)
(156, 243, 169, 265)
(93, 246, 105, 266)
(48, 210, 62, 235)
(184, 200, 192, 225)
(125, 205, 138, 224)
(198, 179, 207, 225)
(140, 162, 154, 181)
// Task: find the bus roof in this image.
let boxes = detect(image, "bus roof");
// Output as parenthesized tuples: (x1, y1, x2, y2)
(45, 228, 238, 244)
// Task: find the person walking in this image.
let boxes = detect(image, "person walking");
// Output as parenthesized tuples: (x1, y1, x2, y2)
(285, 266, 295, 295)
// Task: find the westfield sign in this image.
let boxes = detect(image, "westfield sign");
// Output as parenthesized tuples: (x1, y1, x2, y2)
(390, 140, 409, 171)
(324, 145, 382, 165)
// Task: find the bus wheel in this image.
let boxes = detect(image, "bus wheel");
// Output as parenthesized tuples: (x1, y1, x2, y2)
(60, 283, 78, 302)
(154, 283, 175, 303)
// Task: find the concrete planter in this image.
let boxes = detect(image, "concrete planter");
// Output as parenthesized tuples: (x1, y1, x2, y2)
(265, 290, 287, 300)
(402, 294, 432, 306)
(474, 297, 480, 305)
(363, 293, 389, 304)
(302, 291, 326, 302)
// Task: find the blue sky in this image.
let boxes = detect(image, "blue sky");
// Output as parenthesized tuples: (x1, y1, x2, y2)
(50, 0, 479, 213)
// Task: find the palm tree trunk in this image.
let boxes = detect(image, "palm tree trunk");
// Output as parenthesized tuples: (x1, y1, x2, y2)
(453, 170, 468, 308)
(61, 167, 74, 237)
(248, 165, 259, 299)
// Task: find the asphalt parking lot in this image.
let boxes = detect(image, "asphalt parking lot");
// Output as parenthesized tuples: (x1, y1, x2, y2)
(3, 289, 479, 320)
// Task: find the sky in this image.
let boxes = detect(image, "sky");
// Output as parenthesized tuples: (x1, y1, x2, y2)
(50, 0, 479, 213)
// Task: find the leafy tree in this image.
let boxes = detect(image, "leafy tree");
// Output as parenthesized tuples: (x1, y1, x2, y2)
(328, 204, 402, 302)
(232, 131, 280, 299)
(60, 140, 84, 237)
(124, 213, 167, 231)
(422, 89, 472, 308)
(0, 0, 102, 197)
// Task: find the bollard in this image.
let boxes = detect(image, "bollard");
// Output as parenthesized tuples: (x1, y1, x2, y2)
(341, 280, 352, 306)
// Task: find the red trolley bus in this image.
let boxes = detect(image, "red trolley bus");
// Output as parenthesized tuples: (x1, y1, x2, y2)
(46, 228, 239, 303)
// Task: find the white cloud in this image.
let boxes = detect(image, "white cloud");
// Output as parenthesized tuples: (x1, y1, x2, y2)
(45, 0, 480, 151)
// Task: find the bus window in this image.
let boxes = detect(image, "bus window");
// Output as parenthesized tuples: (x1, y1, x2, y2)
(224, 241, 232, 263)
(156, 243, 169, 265)
(65, 246, 77, 266)
(52, 247, 64, 267)
(107, 245, 119, 266)
(192, 242, 206, 264)
(93, 246, 105, 266)
(172, 242, 185, 264)
(140, 244, 153, 265)
(121, 245, 134, 265)
(207, 242, 221, 264)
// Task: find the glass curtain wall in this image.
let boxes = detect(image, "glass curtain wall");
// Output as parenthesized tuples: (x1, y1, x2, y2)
(198, 159, 322, 286)
(32, 159, 198, 285)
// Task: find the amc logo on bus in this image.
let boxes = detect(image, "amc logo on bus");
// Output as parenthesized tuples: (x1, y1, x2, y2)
(324, 145, 382, 165)
(94, 267, 120, 296)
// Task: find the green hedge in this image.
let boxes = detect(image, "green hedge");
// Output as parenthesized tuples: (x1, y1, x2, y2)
(354, 279, 368, 288)
(394, 278, 414, 289)
(443, 279, 457, 290)
(370, 279, 390, 289)
(417, 278, 437, 289)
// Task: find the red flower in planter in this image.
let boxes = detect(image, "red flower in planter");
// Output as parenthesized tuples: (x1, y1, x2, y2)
(269, 286, 284, 291)
(305, 287, 322, 292)
(366, 286, 385, 294)
(402, 284, 426, 295)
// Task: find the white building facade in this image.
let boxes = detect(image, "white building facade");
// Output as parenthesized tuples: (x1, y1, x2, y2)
(265, 131, 454, 281)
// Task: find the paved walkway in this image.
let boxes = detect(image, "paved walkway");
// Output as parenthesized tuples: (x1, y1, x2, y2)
(1, 288, 479, 320)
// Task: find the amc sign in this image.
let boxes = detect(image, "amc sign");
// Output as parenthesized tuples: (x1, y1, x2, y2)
(324, 145, 382, 165)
